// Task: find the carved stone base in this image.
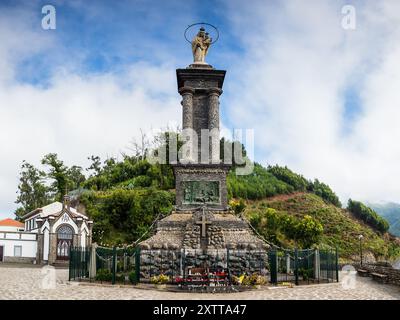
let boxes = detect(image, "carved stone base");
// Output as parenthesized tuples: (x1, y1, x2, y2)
(188, 63, 214, 69)
(138, 210, 268, 251)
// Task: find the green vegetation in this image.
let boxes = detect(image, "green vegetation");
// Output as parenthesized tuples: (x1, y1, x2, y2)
(227, 164, 297, 200)
(267, 165, 308, 192)
(249, 208, 323, 248)
(14, 135, 399, 260)
(245, 193, 400, 260)
(308, 179, 341, 207)
(95, 269, 112, 282)
(80, 188, 174, 245)
(227, 164, 341, 207)
(369, 202, 400, 237)
(347, 199, 390, 234)
(128, 271, 137, 284)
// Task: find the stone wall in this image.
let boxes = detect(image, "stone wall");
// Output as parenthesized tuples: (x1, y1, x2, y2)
(357, 262, 400, 286)
(3, 256, 35, 264)
(139, 249, 269, 279)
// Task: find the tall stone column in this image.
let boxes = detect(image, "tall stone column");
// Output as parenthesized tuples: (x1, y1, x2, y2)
(179, 87, 195, 130)
(87, 221, 93, 247)
(179, 87, 195, 162)
(36, 219, 44, 264)
(208, 88, 222, 163)
(48, 218, 56, 264)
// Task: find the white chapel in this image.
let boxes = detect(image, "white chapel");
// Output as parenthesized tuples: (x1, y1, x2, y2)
(0, 196, 92, 265)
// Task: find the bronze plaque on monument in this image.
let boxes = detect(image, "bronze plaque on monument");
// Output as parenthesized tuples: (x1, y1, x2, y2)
(182, 181, 220, 204)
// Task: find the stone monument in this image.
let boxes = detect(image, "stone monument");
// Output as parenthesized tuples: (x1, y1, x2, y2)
(138, 26, 267, 276)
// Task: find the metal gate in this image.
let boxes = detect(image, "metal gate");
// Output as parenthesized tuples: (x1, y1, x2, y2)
(69, 245, 140, 284)
(269, 248, 338, 285)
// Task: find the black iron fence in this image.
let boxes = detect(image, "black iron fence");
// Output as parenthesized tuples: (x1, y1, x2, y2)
(69, 246, 338, 286)
(269, 248, 338, 285)
(69, 245, 140, 285)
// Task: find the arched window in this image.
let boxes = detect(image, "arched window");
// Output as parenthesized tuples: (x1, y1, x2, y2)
(56, 225, 74, 260)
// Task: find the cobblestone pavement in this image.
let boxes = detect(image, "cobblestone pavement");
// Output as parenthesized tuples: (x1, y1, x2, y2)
(0, 266, 399, 300)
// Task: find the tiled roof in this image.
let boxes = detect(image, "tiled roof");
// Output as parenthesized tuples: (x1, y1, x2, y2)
(0, 218, 24, 227)
(22, 202, 88, 220)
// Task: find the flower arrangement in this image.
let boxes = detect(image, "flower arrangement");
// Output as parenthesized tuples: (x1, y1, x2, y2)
(232, 273, 266, 286)
(150, 274, 170, 285)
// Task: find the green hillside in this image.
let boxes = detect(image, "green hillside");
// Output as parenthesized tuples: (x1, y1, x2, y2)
(14, 151, 400, 262)
(243, 193, 400, 262)
(369, 203, 400, 237)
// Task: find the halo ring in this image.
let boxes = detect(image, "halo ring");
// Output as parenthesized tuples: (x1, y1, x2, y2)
(184, 22, 219, 44)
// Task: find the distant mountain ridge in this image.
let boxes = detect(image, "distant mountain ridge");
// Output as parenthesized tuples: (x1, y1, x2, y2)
(369, 202, 400, 237)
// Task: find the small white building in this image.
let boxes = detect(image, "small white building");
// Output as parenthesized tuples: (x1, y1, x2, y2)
(0, 218, 37, 263)
(0, 196, 93, 265)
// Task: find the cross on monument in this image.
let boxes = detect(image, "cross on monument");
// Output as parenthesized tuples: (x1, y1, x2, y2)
(196, 207, 211, 238)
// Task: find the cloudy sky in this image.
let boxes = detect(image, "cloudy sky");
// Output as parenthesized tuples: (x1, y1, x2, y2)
(0, 0, 399, 219)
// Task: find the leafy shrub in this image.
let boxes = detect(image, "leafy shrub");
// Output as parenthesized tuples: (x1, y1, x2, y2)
(295, 215, 324, 248)
(80, 188, 174, 244)
(267, 165, 308, 192)
(227, 163, 294, 200)
(229, 199, 246, 215)
(299, 268, 313, 281)
(251, 209, 323, 248)
(128, 271, 137, 284)
(308, 179, 341, 207)
(95, 269, 112, 282)
(347, 200, 389, 233)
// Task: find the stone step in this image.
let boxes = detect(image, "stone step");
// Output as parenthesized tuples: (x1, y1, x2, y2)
(52, 261, 69, 269)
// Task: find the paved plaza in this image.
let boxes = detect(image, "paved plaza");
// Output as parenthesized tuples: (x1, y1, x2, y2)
(0, 265, 399, 300)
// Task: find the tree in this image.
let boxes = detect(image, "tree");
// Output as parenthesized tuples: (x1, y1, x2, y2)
(41, 153, 70, 201)
(295, 215, 324, 248)
(267, 165, 308, 191)
(347, 199, 389, 233)
(86, 155, 102, 177)
(127, 129, 150, 160)
(67, 165, 86, 190)
(15, 161, 50, 219)
(308, 179, 341, 207)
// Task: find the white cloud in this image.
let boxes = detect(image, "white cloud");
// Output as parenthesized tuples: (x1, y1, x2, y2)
(223, 0, 400, 205)
(1, 0, 400, 220)
(0, 8, 180, 218)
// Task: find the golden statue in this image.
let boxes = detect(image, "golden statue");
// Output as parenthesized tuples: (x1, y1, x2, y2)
(191, 27, 212, 64)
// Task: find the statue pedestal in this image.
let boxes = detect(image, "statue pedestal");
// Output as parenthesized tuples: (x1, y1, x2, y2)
(173, 164, 231, 211)
(188, 62, 214, 69)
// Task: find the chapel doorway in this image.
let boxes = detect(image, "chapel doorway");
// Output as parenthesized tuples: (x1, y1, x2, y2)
(0, 245, 3, 262)
(56, 225, 73, 260)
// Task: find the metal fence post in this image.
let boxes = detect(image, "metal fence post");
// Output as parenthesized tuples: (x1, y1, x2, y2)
(314, 249, 320, 282)
(335, 247, 339, 282)
(68, 247, 73, 281)
(135, 247, 141, 284)
(227, 248, 230, 282)
(269, 250, 277, 285)
(112, 246, 116, 285)
(294, 248, 299, 286)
